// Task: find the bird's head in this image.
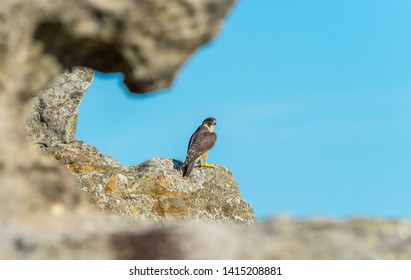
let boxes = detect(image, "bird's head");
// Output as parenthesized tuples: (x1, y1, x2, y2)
(202, 117, 217, 128)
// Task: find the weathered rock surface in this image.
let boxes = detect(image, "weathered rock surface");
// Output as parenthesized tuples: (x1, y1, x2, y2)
(0, 0, 239, 223)
(1, 0, 237, 96)
(24, 67, 255, 224)
(2, 0, 411, 261)
(44, 143, 255, 224)
(25, 68, 94, 147)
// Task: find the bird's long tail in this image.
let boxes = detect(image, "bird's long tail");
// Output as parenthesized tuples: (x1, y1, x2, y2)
(181, 161, 194, 179)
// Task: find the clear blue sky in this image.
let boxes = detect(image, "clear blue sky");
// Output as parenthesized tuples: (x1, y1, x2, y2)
(77, 0, 411, 220)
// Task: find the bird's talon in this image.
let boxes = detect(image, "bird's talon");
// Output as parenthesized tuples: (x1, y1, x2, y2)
(201, 163, 215, 168)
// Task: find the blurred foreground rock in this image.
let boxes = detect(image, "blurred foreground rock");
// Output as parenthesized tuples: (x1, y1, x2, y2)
(2, 217, 411, 259)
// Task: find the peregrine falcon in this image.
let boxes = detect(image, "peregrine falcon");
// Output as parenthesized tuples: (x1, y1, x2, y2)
(181, 117, 217, 179)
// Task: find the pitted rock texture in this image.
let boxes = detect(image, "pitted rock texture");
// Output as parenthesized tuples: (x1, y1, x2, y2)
(49, 148, 255, 224)
(25, 68, 94, 147)
(25, 67, 255, 224)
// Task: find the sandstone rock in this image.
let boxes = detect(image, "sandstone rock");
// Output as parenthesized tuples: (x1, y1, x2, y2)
(48, 148, 255, 224)
(42, 139, 255, 224)
(25, 67, 94, 147)
(32, 0, 237, 93)
(24, 67, 255, 224)
(0, 0, 237, 225)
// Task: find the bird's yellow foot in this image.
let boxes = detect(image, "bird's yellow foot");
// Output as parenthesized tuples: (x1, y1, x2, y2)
(200, 163, 215, 168)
